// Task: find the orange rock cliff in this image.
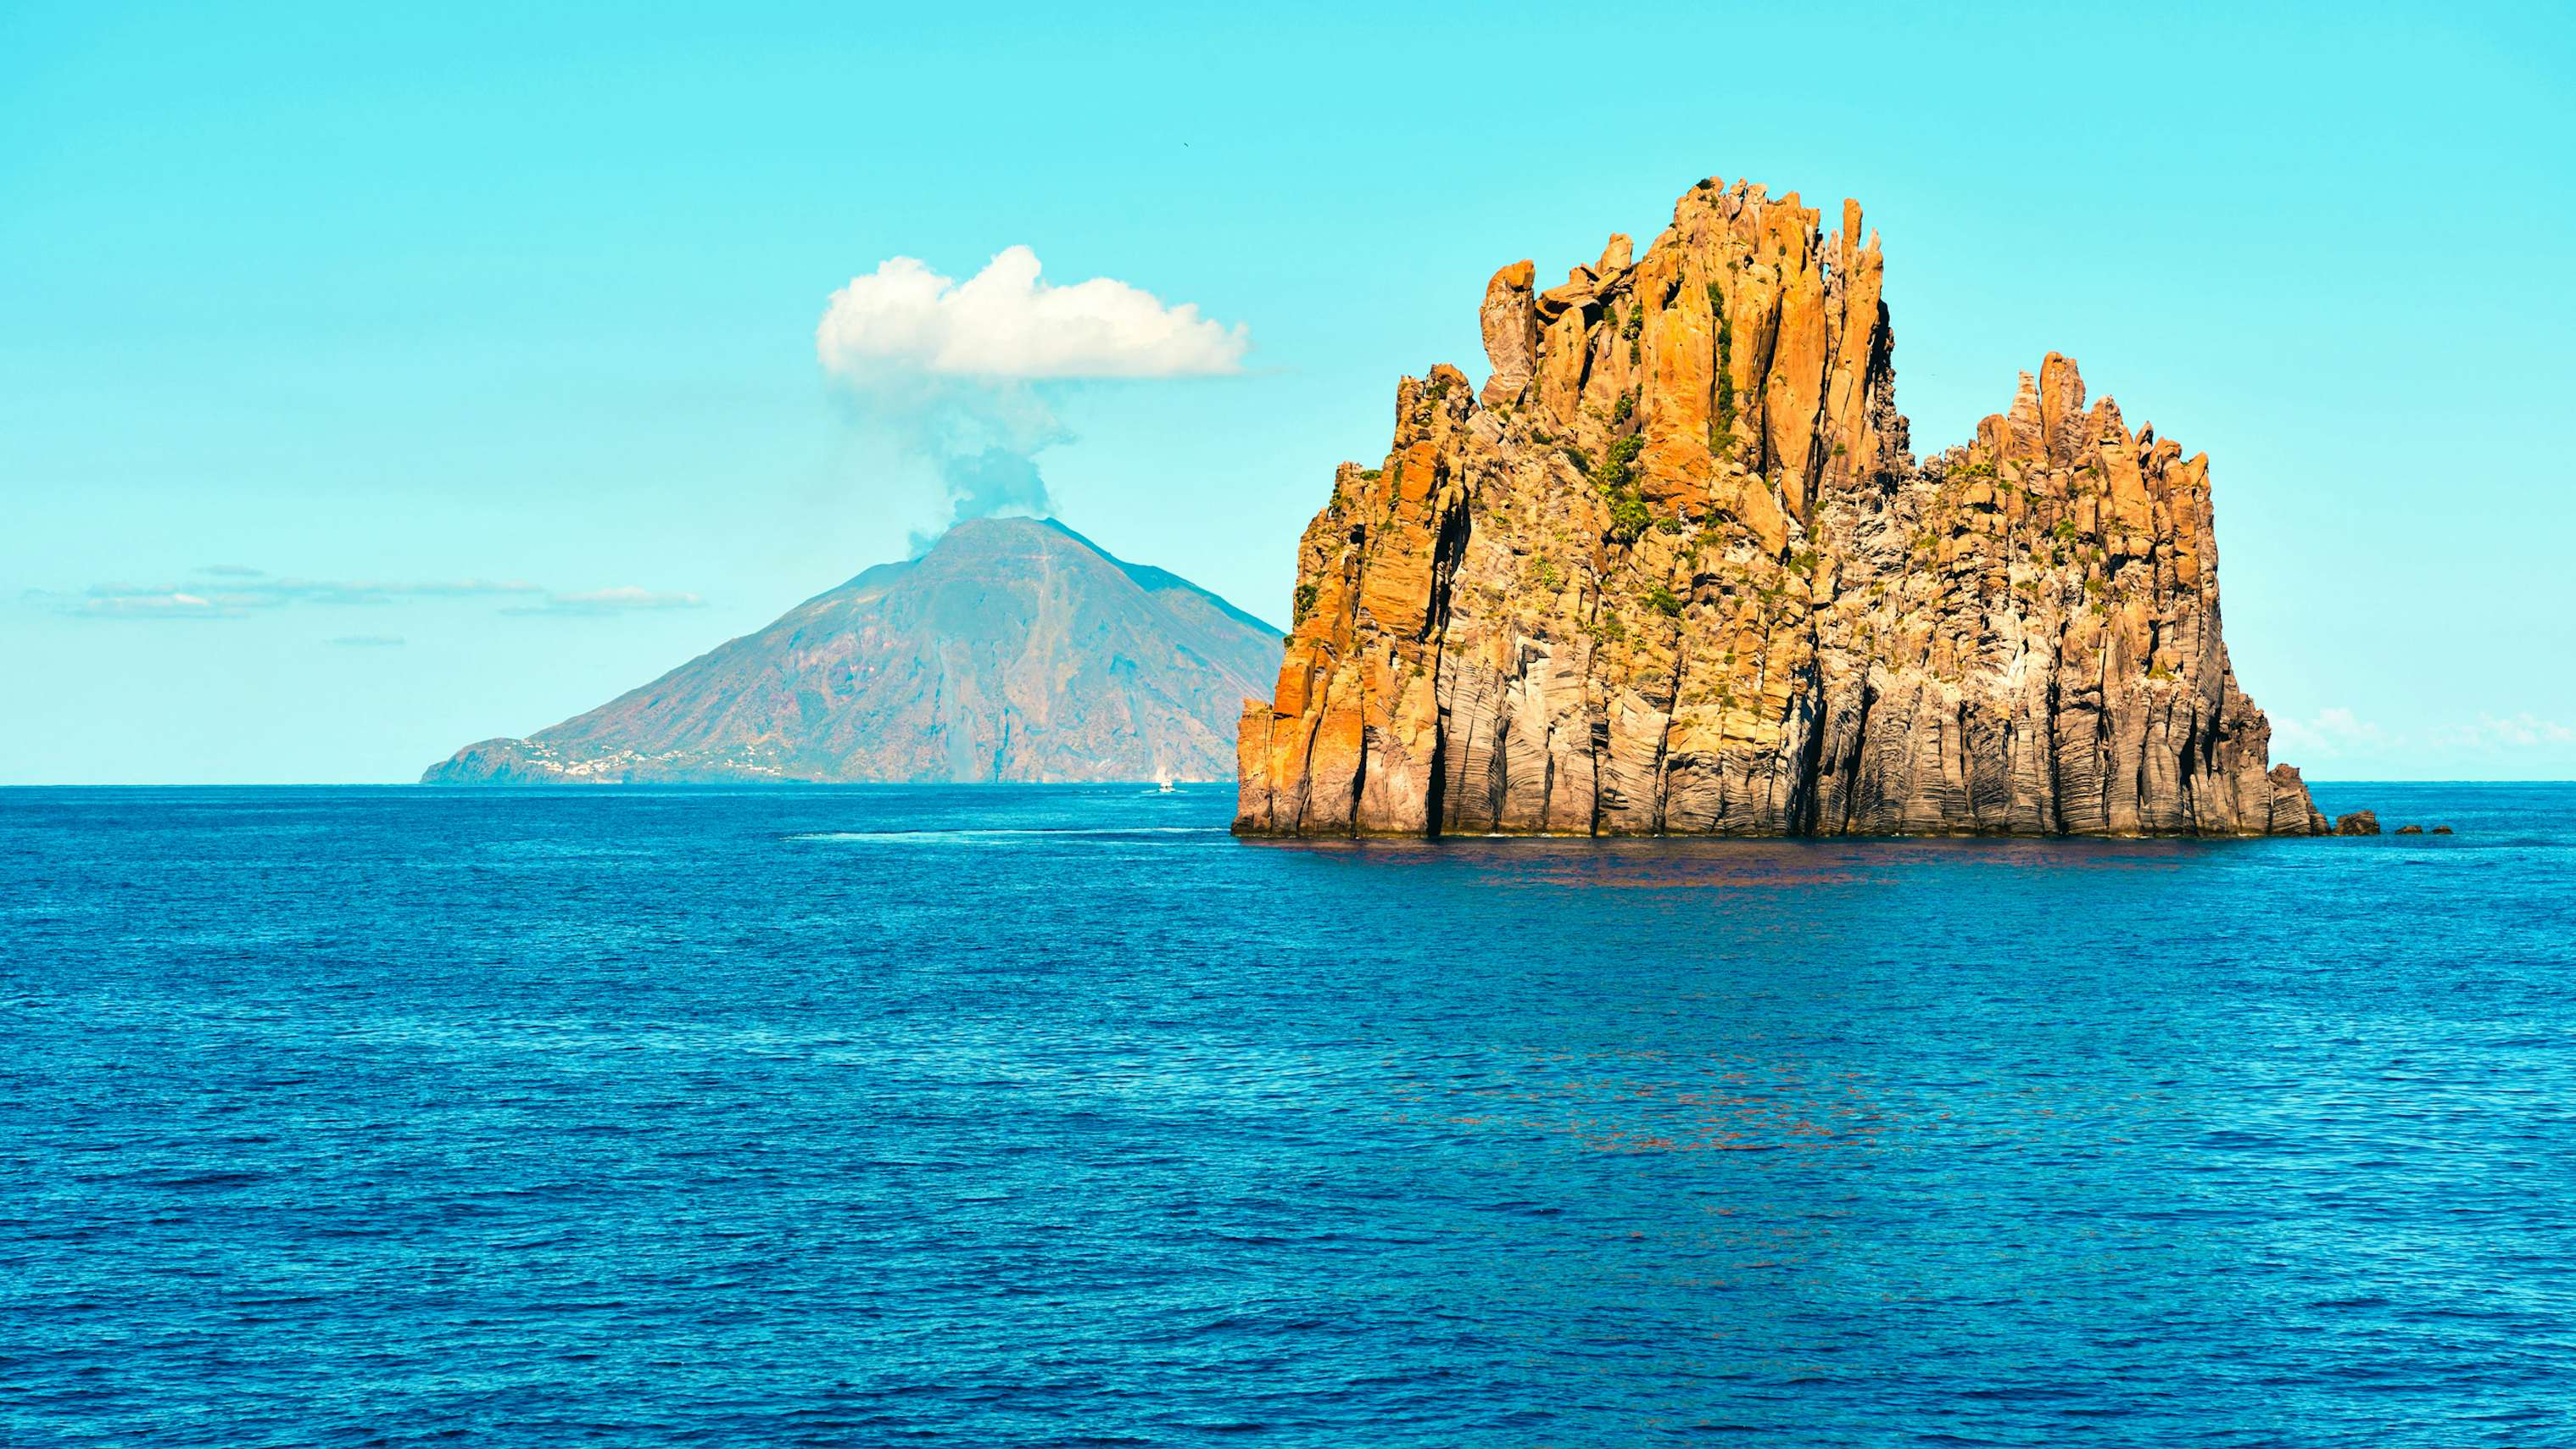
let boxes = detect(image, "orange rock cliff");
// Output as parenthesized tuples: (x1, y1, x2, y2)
(1235, 177, 2328, 838)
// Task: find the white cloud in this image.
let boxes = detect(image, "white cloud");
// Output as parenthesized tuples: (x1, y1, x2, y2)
(815, 246, 1247, 382)
(2427, 713, 2576, 750)
(31, 574, 694, 621)
(2273, 705, 2389, 758)
(52, 577, 544, 617)
(2269, 707, 2576, 776)
(75, 590, 230, 618)
(506, 587, 705, 616)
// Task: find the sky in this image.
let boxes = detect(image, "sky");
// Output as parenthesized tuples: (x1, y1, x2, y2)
(3, 0, 2571, 783)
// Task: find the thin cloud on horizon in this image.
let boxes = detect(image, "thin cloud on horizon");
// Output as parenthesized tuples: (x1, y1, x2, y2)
(27, 570, 704, 621)
(501, 588, 707, 616)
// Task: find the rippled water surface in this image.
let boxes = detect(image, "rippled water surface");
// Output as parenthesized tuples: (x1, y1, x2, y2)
(4, 783, 2572, 1446)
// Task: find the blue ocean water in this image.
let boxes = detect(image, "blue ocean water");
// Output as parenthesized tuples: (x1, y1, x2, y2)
(3, 783, 2572, 1447)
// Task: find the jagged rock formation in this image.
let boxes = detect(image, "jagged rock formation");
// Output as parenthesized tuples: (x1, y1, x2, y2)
(427, 517, 1280, 785)
(1236, 177, 2328, 838)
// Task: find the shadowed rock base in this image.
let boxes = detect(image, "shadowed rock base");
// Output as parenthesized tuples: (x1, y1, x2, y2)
(1235, 177, 2331, 839)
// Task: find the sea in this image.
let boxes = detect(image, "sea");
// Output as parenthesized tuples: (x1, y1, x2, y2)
(3, 783, 2571, 1447)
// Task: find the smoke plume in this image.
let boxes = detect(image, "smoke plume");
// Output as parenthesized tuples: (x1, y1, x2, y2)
(813, 247, 1246, 543)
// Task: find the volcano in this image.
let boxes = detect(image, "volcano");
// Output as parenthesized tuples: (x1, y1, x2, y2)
(423, 518, 1280, 785)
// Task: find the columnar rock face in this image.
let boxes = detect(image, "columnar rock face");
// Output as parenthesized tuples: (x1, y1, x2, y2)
(1235, 177, 2328, 838)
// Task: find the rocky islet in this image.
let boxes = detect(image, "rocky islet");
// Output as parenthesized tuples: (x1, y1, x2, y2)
(1237, 176, 2344, 839)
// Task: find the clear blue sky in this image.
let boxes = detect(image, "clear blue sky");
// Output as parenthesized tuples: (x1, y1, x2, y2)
(5, 0, 2570, 783)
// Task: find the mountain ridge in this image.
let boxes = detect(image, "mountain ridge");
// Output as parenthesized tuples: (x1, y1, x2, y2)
(426, 517, 1280, 785)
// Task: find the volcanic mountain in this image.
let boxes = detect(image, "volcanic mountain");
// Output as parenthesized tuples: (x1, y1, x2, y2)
(424, 517, 1281, 784)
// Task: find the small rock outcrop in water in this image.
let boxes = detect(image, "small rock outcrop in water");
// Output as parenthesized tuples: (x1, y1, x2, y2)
(2337, 812, 2384, 836)
(426, 518, 1280, 785)
(1236, 176, 2333, 838)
